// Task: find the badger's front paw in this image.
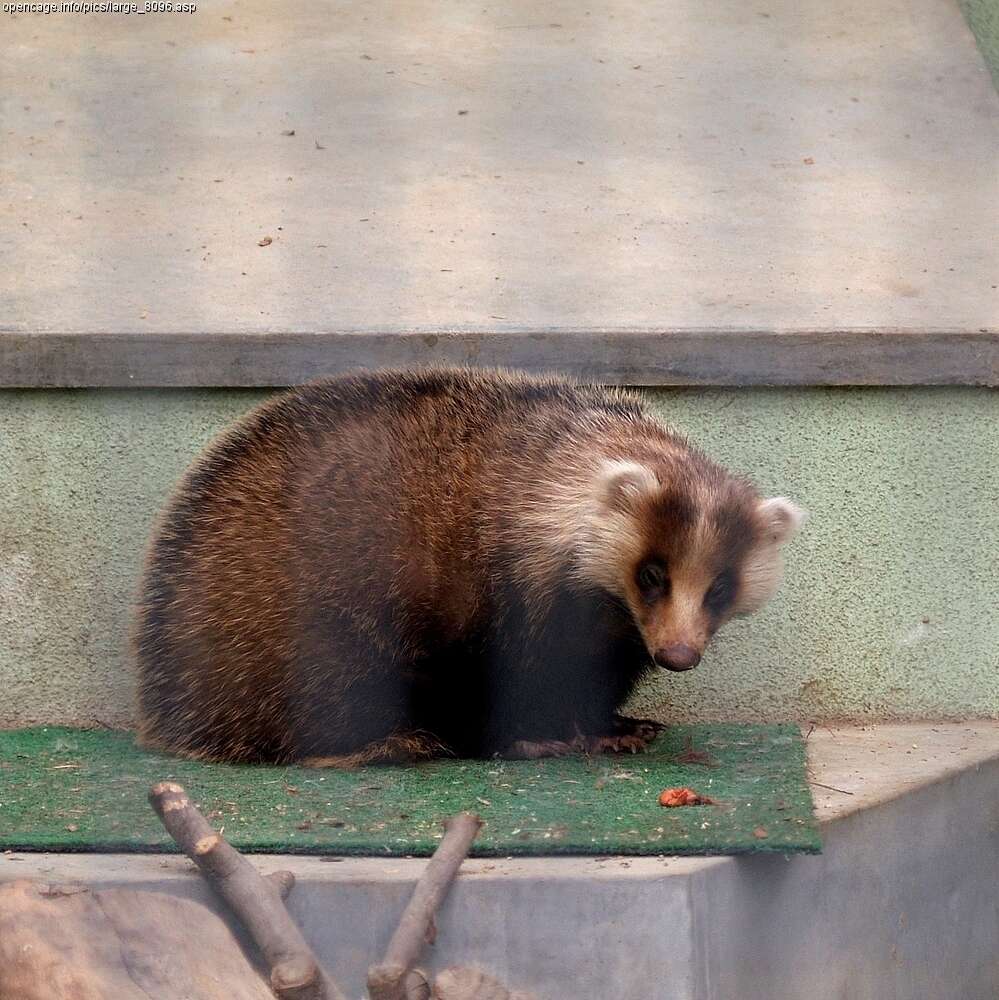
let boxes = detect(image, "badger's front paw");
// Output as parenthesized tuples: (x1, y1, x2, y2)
(613, 714, 665, 743)
(582, 732, 651, 755)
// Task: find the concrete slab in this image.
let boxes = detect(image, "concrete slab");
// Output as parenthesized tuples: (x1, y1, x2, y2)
(2, 0, 998, 386)
(4, 723, 998, 998)
(802, 720, 999, 821)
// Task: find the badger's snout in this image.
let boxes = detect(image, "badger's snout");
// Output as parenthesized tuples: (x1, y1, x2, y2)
(654, 643, 701, 672)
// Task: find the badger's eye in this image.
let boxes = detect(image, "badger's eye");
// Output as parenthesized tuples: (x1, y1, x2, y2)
(704, 569, 737, 614)
(636, 560, 669, 602)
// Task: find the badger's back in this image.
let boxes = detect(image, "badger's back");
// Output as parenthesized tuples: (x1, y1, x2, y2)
(134, 366, 645, 762)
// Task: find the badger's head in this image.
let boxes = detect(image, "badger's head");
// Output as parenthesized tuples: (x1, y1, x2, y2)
(577, 458, 805, 672)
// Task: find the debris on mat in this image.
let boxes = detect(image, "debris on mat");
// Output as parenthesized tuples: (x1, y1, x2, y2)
(658, 787, 715, 807)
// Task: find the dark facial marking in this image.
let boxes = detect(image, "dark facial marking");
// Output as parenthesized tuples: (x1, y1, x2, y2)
(710, 497, 758, 559)
(636, 559, 670, 604)
(704, 567, 738, 616)
(649, 490, 697, 537)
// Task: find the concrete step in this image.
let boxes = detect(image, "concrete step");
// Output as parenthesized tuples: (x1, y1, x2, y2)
(4, 723, 998, 999)
(3, 0, 998, 387)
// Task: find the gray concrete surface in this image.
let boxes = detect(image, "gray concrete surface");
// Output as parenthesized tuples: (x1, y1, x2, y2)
(3, 0, 998, 384)
(4, 386, 999, 728)
(4, 723, 998, 999)
(697, 722, 999, 1000)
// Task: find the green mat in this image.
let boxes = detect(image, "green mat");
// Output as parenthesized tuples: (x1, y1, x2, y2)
(0, 725, 819, 856)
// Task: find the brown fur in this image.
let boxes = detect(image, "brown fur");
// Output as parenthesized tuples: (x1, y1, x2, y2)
(134, 366, 803, 764)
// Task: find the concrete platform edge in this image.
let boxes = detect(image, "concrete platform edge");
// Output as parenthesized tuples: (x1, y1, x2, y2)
(2, 328, 997, 388)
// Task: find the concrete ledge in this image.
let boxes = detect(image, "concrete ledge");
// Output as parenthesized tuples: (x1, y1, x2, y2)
(4, 723, 998, 999)
(3, 328, 998, 388)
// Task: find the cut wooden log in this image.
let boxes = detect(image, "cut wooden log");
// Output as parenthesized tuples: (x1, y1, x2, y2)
(0, 879, 275, 1000)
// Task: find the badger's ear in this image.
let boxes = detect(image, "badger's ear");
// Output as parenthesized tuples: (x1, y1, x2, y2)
(758, 497, 807, 545)
(595, 460, 658, 512)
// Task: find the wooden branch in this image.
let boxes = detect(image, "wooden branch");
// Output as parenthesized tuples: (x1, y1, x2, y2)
(149, 781, 345, 1000)
(366, 954, 426, 997)
(367, 813, 483, 1000)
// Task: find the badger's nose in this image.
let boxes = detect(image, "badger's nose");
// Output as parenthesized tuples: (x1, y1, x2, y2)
(654, 644, 701, 672)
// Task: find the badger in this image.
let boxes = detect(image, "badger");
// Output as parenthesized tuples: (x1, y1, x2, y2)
(134, 366, 804, 765)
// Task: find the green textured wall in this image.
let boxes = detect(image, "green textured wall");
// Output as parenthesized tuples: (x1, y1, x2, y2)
(961, 0, 999, 90)
(1, 387, 997, 728)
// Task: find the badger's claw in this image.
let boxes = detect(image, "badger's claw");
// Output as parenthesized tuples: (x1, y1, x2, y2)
(613, 714, 665, 743)
(501, 722, 661, 759)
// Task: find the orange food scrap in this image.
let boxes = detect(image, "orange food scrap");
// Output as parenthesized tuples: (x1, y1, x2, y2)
(658, 787, 714, 807)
